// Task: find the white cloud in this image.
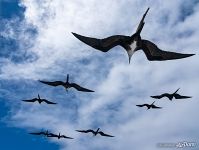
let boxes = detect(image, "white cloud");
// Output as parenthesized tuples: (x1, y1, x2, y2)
(1, 0, 199, 150)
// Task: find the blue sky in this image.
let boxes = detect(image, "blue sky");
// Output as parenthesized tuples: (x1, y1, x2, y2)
(0, 1, 59, 149)
(0, 0, 199, 150)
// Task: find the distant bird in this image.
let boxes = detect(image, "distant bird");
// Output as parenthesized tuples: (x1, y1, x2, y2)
(22, 94, 57, 104)
(151, 88, 192, 101)
(72, 7, 194, 64)
(39, 74, 94, 92)
(136, 101, 162, 110)
(76, 128, 114, 137)
(47, 133, 73, 139)
(29, 130, 49, 137)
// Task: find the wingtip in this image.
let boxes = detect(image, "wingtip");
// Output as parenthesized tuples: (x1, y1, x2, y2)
(150, 96, 156, 99)
(71, 32, 78, 37)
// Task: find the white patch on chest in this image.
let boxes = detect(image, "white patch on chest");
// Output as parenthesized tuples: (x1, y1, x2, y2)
(130, 41, 137, 51)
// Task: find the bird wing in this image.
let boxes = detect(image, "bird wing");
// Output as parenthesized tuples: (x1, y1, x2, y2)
(151, 105, 162, 109)
(22, 98, 37, 102)
(61, 135, 73, 139)
(29, 132, 46, 135)
(98, 131, 114, 137)
(39, 80, 65, 86)
(173, 94, 192, 99)
(70, 83, 94, 92)
(150, 95, 163, 99)
(42, 99, 57, 104)
(72, 32, 129, 52)
(151, 93, 172, 100)
(76, 129, 95, 134)
(141, 40, 194, 61)
(47, 133, 58, 137)
(136, 104, 145, 107)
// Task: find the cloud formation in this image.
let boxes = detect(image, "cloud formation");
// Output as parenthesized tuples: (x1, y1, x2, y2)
(0, 0, 199, 150)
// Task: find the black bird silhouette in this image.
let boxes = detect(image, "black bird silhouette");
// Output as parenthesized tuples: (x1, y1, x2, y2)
(29, 130, 50, 137)
(22, 94, 57, 104)
(39, 74, 94, 92)
(72, 7, 194, 63)
(151, 88, 192, 101)
(136, 101, 162, 109)
(47, 132, 73, 139)
(76, 128, 114, 137)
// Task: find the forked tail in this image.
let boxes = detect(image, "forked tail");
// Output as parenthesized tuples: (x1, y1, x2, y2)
(135, 7, 150, 35)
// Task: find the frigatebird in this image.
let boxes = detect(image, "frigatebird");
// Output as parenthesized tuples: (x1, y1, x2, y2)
(29, 130, 50, 137)
(136, 101, 162, 109)
(47, 132, 73, 139)
(151, 88, 192, 101)
(76, 128, 114, 137)
(72, 7, 194, 63)
(39, 74, 94, 92)
(22, 94, 57, 104)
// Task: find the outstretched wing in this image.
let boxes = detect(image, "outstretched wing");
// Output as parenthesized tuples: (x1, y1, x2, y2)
(70, 83, 94, 92)
(136, 104, 145, 107)
(61, 135, 74, 139)
(173, 94, 192, 99)
(76, 129, 95, 134)
(22, 98, 37, 103)
(47, 133, 58, 137)
(141, 40, 195, 61)
(39, 80, 65, 86)
(72, 32, 129, 52)
(151, 105, 162, 109)
(29, 131, 46, 135)
(150, 95, 164, 99)
(42, 99, 57, 104)
(98, 131, 114, 137)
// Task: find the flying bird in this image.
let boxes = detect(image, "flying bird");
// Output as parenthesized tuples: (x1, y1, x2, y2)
(136, 101, 162, 109)
(29, 130, 50, 137)
(22, 94, 57, 104)
(47, 133, 73, 139)
(39, 74, 94, 92)
(76, 128, 114, 137)
(151, 88, 192, 101)
(72, 7, 194, 63)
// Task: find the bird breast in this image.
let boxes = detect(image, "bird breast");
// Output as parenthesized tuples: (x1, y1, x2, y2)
(130, 41, 137, 51)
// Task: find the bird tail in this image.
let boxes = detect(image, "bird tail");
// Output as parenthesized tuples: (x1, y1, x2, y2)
(66, 74, 69, 83)
(174, 88, 180, 94)
(135, 7, 150, 35)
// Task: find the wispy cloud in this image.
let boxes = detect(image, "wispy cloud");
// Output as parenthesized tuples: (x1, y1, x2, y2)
(0, 0, 199, 149)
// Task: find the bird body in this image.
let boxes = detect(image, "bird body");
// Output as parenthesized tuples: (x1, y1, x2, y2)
(76, 128, 114, 137)
(72, 7, 194, 63)
(22, 94, 57, 104)
(39, 74, 94, 92)
(136, 101, 162, 109)
(151, 88, 192, 101)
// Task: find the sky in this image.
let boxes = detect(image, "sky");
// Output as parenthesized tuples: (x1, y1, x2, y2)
(0, 0, 199, 150)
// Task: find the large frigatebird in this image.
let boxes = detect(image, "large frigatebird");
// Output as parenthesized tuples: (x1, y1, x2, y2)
(72, 7, 194, 63)
(136, 101, 162, 110)
(151, 88, 192, 101)
(22, 94, 57, 104)
(76, 128, 114, 137)
(39, 74, 94, 92)
(47, 132, 73, 139)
